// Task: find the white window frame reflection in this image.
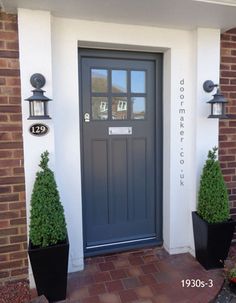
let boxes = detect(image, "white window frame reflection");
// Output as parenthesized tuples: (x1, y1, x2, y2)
(117, 100, 127, 112)
(100, 101, 108, 112)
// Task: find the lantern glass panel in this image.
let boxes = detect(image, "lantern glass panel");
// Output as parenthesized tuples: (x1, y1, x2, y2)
(212, 103, 222, 116)
(31, 101, 45, 116)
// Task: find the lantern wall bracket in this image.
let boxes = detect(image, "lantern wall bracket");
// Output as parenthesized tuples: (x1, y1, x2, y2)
(203, 80, 218, 93)
(30, 73, 46, 89)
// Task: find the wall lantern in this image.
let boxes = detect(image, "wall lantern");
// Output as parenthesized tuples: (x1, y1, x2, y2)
(203, 80, 228, 119)
(25, 73, 51, 120)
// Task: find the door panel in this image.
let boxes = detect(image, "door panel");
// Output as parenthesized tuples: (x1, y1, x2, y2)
(132, 138, 147, 220)
(91, 139, 108, 225)
(111, 139, 128, 223)
(80, 50, 162, 254)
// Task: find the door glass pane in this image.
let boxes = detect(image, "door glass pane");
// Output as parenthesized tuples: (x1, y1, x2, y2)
(112, 97, 128, 120)
(112, 70, 127, 93)
(131, 97, 146, 119)
(92, 97, 108, 120)
(92, 69, 108, 93)
(131, 71, 146, 93)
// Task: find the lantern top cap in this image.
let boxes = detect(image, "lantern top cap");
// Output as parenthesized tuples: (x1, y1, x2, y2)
(207, 88, 228, 104)
(25, 90, 51, 102)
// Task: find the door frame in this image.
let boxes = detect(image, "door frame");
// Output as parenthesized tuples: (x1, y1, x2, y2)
(78, 48, 163, 256)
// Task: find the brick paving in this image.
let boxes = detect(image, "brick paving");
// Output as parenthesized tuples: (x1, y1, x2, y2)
(50, 246, 225, 303)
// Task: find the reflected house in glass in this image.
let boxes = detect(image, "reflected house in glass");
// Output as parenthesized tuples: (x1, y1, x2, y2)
(92, 69, 108, 120)
(92, 97, 108, 120)
(131, 97, 145, 119)
(91, 69, 146, 120)
(112, 97, 128, 120)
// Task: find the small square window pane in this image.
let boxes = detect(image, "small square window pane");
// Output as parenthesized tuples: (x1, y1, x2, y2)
(92, 97, 108, 120)
(131, 97, 145, 120)
(131, 71, 146, 93)
(112, 70, 127, 93)
(92, 69, 108, 93)
(112, 97, 128, 120)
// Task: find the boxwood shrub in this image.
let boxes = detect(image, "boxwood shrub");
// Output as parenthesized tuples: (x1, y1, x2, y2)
(29, 151, 67, 247)
(197, 147, 229, 223)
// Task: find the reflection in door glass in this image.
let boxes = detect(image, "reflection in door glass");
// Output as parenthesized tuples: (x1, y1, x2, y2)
(91, 69, 108, 93)
(112, 97, 128, 120)
(112, 70, 127, 93)
(131, 97, 145, 119)
(131, 71, 146, 93)
(92, 97, 108, 120)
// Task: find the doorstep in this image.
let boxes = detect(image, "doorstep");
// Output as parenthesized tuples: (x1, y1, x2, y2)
(54, 246, 225, 303)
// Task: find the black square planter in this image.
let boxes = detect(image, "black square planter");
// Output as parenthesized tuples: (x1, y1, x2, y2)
(192, 211, 235, 270)
(28, 236, 69, 302)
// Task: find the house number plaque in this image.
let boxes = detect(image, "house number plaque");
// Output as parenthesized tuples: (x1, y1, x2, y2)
(29, 123, 49, 136)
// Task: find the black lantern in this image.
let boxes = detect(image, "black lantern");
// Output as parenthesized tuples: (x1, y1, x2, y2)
(25, 73, 51, 120)
(203, 80, 228, 119)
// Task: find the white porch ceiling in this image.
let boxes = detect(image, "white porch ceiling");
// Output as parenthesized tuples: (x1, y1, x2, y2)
(2, 0, 236, 31)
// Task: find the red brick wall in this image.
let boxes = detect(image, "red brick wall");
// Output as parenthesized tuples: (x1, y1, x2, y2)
(220, 29, 236, 237)
(0, 12, 28, 285)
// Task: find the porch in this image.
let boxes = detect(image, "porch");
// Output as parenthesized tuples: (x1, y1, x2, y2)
(1, 2, 236, 300)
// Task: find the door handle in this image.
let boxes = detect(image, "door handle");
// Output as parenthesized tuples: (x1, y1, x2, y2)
(84, 113, 90, 122)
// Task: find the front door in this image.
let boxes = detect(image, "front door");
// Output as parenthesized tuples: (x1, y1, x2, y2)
(80, 49, 162, 255)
